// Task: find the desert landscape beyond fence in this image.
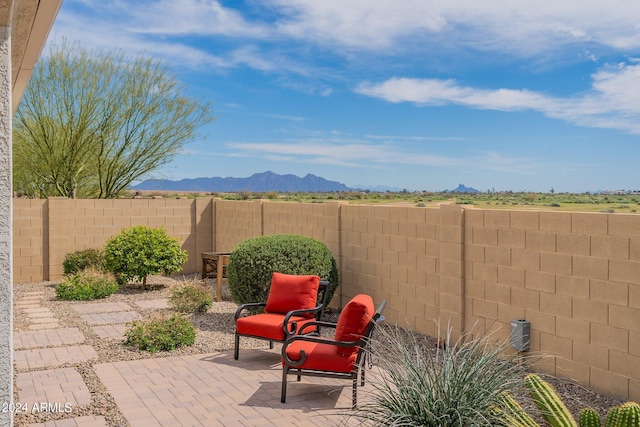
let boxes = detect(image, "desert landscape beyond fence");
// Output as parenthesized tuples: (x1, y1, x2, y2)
(12, 197, 640, 401)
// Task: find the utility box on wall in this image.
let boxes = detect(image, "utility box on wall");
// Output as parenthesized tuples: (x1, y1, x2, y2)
(510, 319, 530, 352)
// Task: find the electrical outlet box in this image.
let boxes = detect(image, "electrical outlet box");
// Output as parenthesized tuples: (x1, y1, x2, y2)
(510, 319, 530, 352)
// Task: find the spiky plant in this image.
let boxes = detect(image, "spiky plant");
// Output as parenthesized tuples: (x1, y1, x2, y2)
(347, 325, 531, 426)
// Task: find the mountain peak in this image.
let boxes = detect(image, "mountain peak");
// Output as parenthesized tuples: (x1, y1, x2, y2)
(449, 183, 481, 193)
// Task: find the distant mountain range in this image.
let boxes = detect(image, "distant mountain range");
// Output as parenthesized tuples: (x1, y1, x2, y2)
(132, 171, 353, 192)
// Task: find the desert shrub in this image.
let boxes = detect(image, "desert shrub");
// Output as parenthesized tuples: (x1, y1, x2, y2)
(62, 248, 105, 275)
(348, 326, 530, 426)
(123, 314, 195, 353)
(104, 226, 188, 286)
(226, 234, 339, 306)
(169, 282, 213, 313)
(55, 268, 119, 301)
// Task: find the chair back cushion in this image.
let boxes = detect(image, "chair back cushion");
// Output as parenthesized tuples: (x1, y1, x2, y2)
(265, 272, 320, 316)
(334, 294, 374, 355)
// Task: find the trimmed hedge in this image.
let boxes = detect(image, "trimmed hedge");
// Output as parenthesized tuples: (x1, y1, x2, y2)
(226, 234, 339, 306)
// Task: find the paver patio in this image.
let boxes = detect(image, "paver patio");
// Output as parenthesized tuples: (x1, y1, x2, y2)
(12, 288, 373, 426)
(94, 348, 367, 426)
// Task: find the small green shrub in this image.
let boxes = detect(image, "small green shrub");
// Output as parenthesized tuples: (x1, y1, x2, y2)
(169, 282, 213, 313)
(123, 314, 196, 353)
(348, 326, 530, 426)
(226, 234, 339, 305)
(62, 248, 105, 275)
(104, 226, 188, 287)
(55, 269, 119, 301)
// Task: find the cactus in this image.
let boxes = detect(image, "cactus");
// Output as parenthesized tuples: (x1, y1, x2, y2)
(605, 402, 640, 427)
(524, 374, 577, 427)
(579, 407, 602, 427)
(605, 406, 620, 427)
(499, 393, 540, 427)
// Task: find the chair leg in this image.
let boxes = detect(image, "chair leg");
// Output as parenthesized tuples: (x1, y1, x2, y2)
(234, 334, 240, 360)
(269, 341, 274, 349)
(352, 376, 358, 409)
(281, 366, 288, 403)
(361, 355, 366, 386)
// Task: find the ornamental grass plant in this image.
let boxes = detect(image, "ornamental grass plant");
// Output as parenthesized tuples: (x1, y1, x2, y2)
(55, 268, 119, 301)
(123, 314, 196, 353)
(168, 281, 213, 313)
(349, 325, 531, 427)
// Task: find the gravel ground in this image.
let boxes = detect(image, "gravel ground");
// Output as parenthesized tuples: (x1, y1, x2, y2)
(12, 274, 625, 426)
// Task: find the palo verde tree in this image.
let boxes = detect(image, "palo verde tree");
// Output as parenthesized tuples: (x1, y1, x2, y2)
(13, 38, 214, 198)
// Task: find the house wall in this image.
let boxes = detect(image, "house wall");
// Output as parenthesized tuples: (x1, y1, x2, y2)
(11, 197, 640, 401)
(1, 24, 12, 421)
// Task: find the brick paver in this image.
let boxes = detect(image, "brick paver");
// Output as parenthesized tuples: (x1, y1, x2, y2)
(16, 368, 92, 408)
(14, 328, 85, 350)
(70, 302, 132, 315)
(80, 311, 141, 325)
(91, 324, 127, 340)
(27, 415, 109, 427)
(28, 322, 61, 331)
(14, 345, 98, 370)
(133, 299, 169, 309)
(95, 348, 369, 426)
(21, 307, 54, 314)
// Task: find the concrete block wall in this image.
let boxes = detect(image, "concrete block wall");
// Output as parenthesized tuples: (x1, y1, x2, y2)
(15, 198, 209, 281)
(339, 204, 448, 337)
(464, 208, 640, 401)
(12, 199, 46, 282)
(11, 198, 640, 400)
(214, 200, 263, 252)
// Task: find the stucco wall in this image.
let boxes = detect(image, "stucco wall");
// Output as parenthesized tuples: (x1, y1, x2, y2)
(1, 25, 13, 427)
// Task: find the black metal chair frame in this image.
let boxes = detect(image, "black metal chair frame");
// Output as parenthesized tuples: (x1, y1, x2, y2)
(233, 280, 330, 360)
(280, 300, 386, 408)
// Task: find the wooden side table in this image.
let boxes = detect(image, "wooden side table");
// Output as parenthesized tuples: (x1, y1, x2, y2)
(201, 252, 230, 302)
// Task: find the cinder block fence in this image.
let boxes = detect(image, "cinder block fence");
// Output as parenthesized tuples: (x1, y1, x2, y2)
(13, 197, 640, 401)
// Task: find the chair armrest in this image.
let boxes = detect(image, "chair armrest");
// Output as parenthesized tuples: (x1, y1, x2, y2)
(281, 334, 365, 367)
(234, 302, 267, 321)
(296, 320, 337, 335)
(283, 303, 325, 322)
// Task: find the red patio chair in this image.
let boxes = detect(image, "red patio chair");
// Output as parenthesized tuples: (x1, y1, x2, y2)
(234, 272, 329, 360)
(280, 294, 386, 408)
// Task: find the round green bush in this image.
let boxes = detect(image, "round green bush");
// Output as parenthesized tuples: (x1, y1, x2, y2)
(55, 269, 119, 301)
(104, 226, 188, 286)
(123, 314, 196, 353)
(63, 248, 105, 275)
(227, 234, 339, 306)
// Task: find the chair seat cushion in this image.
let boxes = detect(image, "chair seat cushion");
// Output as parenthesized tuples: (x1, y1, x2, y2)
(284, 340, 357, 373)
(236, 313, 316, 341)
(334, 294, 375, 355)
(265, 272, 320, 318)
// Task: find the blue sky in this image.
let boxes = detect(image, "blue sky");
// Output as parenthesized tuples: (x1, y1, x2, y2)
(48, 0, 640, 193)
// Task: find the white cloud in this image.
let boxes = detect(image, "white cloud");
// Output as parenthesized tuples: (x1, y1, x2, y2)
(226, 140, 535, 173)
(356, 61, 640, 134)
(268, 0, 640, 55)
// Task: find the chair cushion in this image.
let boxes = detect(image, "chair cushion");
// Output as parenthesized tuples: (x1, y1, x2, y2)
(236, 313, 316, 341)
(265, 273, 320, 317)
(334, 294, 375, 356)
(284, 340, 357, 373)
